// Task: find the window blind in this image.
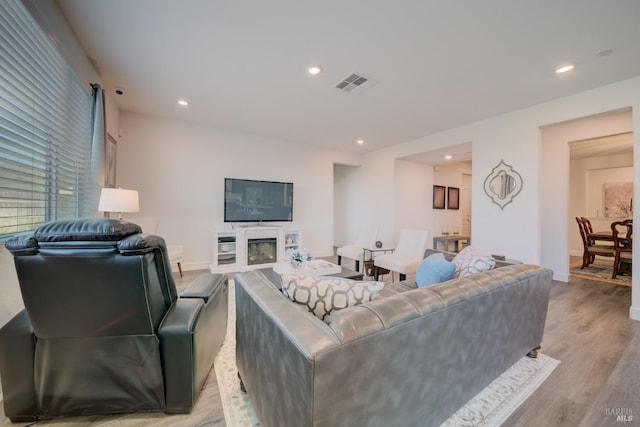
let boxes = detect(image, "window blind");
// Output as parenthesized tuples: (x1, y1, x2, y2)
(0, 0, 92, 239)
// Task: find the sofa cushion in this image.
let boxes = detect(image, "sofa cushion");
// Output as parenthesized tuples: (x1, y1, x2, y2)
(416, 252, 456, 287)
(452, 246, 496, 278)
(280, 275, 385, 321)
(379, 280, 416, 297)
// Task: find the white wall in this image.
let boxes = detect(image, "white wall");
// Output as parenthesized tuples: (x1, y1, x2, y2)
(342, 156, 472, 250)
(117, 112, 360, 269)
(343, 76, 640, 320)
(394, 159, 433, 242)
(334, 164, 361, 247)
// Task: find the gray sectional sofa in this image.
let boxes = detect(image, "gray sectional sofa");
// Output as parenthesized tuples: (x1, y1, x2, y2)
(234, 254, 553, 427)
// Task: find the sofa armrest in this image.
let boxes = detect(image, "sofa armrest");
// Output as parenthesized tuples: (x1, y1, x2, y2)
(234, 270, 341, 427)
(0, 310, 37, 421)
(159, 298, 203, 413)
(180, 273, 227, 303)
(159, 272, 228, 414)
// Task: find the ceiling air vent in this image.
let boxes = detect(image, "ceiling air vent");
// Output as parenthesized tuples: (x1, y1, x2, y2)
(335, 72, 375, 94)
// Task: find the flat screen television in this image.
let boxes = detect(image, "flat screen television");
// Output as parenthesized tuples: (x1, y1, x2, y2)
(224, 178, 293, 222)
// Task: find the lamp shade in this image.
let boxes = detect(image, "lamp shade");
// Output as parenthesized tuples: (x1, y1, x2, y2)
(98, 188, 139, 216)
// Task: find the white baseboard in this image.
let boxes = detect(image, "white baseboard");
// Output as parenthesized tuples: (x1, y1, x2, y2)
(630, 306, 640, 322)
(553, 272, 569, 282)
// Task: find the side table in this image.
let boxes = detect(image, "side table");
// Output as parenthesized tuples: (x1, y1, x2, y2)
(432, 235, 470, 253)
(362, 247, 394, 278)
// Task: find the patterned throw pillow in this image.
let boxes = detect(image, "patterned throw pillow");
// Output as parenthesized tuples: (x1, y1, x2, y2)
(452, 246, 496, 278)
(280, 275, 385, 321)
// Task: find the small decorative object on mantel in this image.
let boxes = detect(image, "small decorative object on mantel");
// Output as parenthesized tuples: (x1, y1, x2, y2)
(285, 247, 313, 267)
(483, 160, 523, 210)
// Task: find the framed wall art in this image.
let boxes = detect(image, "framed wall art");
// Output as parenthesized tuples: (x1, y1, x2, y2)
(603, 182, 633, 218)
(433, 185, 446, 209)
(447, 187, 460, 210)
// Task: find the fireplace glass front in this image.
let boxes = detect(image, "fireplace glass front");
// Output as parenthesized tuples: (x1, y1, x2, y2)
(247, 238, 277, 266)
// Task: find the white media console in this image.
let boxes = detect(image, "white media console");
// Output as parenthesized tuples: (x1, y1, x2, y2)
(209, 226, 302, 273)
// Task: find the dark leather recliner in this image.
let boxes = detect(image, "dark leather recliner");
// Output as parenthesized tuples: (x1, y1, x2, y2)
(0, 218, 228, 422)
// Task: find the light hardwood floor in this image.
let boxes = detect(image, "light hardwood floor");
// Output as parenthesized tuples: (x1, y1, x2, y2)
(2, 259, 638, 426)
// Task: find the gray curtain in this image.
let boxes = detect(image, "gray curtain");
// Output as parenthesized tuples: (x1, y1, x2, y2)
(90, 83, 106, 215)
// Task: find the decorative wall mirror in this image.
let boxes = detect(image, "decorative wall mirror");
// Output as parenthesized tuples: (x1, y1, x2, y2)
(483, 160, 523, 209)
(105, 133, 117, 187)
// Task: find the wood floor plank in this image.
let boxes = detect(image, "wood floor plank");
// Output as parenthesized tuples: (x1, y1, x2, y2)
(505, 275, 639, 427)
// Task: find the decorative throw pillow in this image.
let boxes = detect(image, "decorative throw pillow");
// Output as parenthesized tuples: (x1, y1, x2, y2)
(280, 275, 385, 321)
(452, 246, 496, 278)
(416, 253, 456, 287)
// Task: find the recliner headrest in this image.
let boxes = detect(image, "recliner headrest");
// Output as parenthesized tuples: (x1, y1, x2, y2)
(35, 218, 142, 242)
(5, 218, 143, 255)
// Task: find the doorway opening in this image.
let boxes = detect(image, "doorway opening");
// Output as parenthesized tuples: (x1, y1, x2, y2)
(540, 108, 633, 284)
(568, 132, 633, 285)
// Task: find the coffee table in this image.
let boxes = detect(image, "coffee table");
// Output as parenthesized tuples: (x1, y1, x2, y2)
(323, 266, 363, 280)
(259, 265, 363, 284)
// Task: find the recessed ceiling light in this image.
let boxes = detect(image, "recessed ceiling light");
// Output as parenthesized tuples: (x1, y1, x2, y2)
(444, 155, 453, 160)
(555, 64, 575, 74)
(356, 139, 364, 145)
(177, 99, 189, 107)
(307, 65, 323, 76)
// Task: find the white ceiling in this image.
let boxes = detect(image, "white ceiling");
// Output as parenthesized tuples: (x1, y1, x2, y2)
(57, 0, 640, 160)
(569, 132, 634, 160)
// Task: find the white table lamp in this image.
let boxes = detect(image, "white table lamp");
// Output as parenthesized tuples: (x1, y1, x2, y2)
(98, 188, 140, 220)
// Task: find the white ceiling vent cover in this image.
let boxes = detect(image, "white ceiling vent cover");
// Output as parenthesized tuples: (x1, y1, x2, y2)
(335, 73, 375, 94)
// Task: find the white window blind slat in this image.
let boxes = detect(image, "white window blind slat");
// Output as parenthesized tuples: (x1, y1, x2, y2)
(0, 0, 93, 238)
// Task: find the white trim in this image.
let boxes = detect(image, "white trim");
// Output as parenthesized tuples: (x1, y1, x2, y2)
(553, 272, 569, 282)
(630, 305, 640, 321)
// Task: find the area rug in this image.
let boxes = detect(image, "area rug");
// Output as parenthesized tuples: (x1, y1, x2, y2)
(215, 281, 560, 427)
(570, 259, 631, 286)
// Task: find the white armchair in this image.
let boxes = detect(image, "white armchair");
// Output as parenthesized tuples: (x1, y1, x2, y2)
(131, 217, 183, 277)
(374, 228, 429, 281)
(336, 225, 379, 272)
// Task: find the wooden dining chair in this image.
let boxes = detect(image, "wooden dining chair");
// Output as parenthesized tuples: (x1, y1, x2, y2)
(576, 217, 614, 268)
(611, 219, 632, 279)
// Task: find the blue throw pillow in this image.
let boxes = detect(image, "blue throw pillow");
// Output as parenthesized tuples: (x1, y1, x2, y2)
(416, 253, 456, 288)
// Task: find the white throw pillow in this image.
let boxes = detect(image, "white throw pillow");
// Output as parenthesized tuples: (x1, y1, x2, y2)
(280, 275, 385, 321)
(452, 246, 496, 278)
